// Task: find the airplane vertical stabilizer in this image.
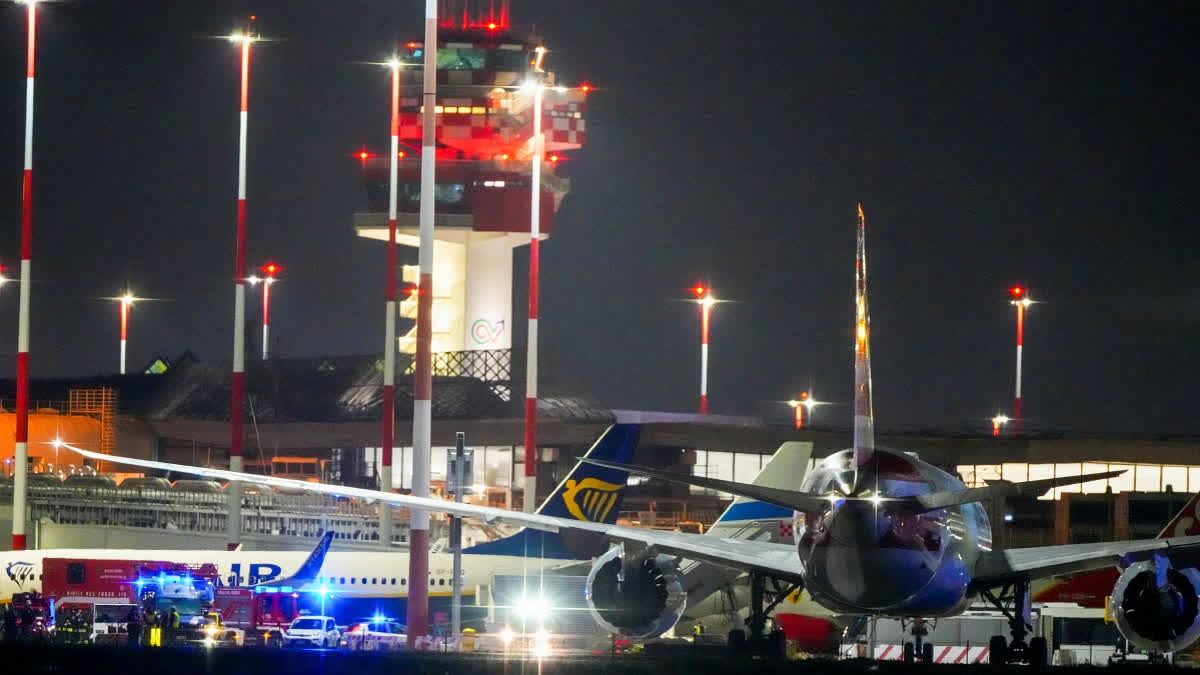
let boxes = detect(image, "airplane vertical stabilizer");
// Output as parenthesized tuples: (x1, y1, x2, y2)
(852, 203, 876, 493)
(463, 424, 639, 559)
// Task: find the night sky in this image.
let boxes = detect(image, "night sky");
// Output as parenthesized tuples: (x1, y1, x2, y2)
(0, 1, 1196, 434)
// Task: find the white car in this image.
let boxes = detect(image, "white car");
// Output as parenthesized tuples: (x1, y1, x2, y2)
(283, 616, 341, 649)
(343, 620, 406, 652)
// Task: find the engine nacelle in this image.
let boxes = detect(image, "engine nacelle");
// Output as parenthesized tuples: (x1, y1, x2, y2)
(1111, 560, 1200, 653)
(585, 546, 686, 638)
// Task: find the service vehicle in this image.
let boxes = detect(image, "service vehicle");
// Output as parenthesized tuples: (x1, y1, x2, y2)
(283, 615, 341, 648)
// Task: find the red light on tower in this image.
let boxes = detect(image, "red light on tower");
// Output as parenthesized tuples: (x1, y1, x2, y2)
(692, 285, 706, 297)
(1010, 286, 1024, 297)
(580, 83, 592, 93)
(263, 263, 278, 276)
(359, 150, 370, 160)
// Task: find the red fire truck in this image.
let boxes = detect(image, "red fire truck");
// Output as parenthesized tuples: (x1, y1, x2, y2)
(213, 587, 301, 647)
(40, 558, 225, 645)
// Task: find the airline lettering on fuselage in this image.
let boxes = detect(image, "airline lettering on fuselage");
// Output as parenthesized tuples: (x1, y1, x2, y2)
(224, 563, 282, 586)
(5, 561, 34, 590)
(561, 478, 621, 522)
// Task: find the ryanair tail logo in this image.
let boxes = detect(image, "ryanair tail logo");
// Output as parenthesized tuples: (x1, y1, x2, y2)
(562, 478, 622, 522)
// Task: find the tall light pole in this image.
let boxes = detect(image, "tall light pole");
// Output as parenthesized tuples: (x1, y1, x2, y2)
(380, 57, 402, 545)
(246, 262, 278, 360)
(1009, 286, 1032, 434)
(787, 392, 809, 429)
(691, 284, 715, 414)
(992, 414, 1010, 438)
(786, 392, 824, 429)
(227, 24, 257, 552)
(118, 293, 136, 374)
(11, 0, 38, 552)
(523, 47, 546, 513)
(408, 0, 438, 646)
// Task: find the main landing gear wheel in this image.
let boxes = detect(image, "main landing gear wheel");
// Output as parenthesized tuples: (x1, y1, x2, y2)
(903, 642, 915, 663)
(922, 641, 935, 663)
(982, 577, 1046, 665)
(989, 635, 1007, 665)
(728, 572, 798, 658)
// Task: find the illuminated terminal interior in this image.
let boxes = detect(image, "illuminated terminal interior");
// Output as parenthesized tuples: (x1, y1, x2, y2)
(956, 462, 1200, 498)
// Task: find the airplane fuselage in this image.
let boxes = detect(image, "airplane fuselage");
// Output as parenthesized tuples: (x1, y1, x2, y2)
(1, 549, 557, 603)
(794, 448, 991, 617)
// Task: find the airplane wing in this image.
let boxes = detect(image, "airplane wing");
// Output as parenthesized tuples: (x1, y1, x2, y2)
(973, 535, 1200, 587)
(60, 444, 805, 583)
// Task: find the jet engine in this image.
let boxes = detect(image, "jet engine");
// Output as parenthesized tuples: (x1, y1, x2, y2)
(1111, 560, 1200, 653)
(585, 546, 686, 638)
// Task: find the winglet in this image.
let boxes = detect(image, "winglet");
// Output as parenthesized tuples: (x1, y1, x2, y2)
(851, 203, 875, 493)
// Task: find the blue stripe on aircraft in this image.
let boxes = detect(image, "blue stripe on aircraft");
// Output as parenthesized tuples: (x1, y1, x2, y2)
(716, 501, 794, 523)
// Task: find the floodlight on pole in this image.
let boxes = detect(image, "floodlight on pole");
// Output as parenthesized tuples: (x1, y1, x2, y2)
(691, 284, 715, 414)
(258, 261, 276, 360)
(1009, 286, 1033, 434)
(227, 18, 259, 552)
(118, 294, 136, 374)
(992, 414, 1010, 438)
(523, 47, 546, 513)
(11, 0, 38, 551)
(380, 56, 402, 544)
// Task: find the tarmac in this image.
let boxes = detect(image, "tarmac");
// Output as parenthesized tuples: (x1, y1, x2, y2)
(0, 644, 1186, 674)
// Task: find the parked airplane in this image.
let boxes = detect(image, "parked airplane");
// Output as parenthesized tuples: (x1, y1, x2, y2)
(71, 205, 1200, 664)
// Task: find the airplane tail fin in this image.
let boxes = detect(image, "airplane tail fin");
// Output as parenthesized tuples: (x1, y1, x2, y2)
(464, 424, 639, 559)
(708, 442, 812, 534)
(851, 203, 875, 494)
(1159, 492, 1200, 538)
(252, 530, 333, 591)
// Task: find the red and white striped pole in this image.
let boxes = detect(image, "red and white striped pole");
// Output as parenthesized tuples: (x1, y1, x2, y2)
(523, 62, 544, 513)
(380, 60, 401, 545)
(119, 295, 134, 374)
(228, 30, 253, 551)
(691, 284, 713, 414)
(1009, 286, 1030, 435)
(261, 275, 270, 360)
(407, 0, 437, 646)
(12, 0, 37, 552)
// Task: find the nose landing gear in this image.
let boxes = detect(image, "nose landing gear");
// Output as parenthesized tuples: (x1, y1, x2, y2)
(900, 618, 935, 663)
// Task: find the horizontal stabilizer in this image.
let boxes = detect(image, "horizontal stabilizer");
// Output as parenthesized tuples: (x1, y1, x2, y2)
(914, 470, 1126, 511)
(578, 457, 831, 513)
(580, 459, 1125, 516)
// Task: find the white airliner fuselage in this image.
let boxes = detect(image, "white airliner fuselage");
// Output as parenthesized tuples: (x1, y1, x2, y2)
(1, 548, 558, 602)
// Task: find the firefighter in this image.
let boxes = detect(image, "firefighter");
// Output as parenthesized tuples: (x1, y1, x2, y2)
(19, 605, 34, 641)
(167, 606, 180, 644)
(70, 608, 85, 645)
(126, 606, 143, 648)
(145, 607, 160, 647)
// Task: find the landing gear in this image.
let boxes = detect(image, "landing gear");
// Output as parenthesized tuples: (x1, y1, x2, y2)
(900, 617, 935, 663)
(980, 577, 1047, 666)
(728, 571, 797, 659)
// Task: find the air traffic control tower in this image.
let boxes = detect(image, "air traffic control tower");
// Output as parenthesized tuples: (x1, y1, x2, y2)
(354, 7, 587, 364)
